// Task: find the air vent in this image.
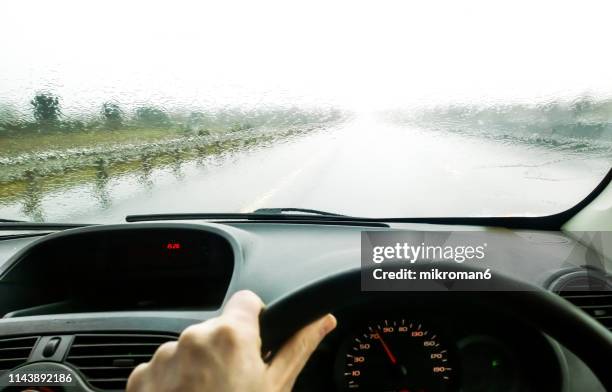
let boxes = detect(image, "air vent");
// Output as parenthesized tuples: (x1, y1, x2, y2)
(0, 336, 38, 375)
(66, 333, 177, 391)
(550, 270, 612, 331)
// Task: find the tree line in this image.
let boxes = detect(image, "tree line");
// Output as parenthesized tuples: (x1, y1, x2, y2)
(0, 92, 345, 135)
(2, 92, 171, 132)
(388, 96, 612, 141)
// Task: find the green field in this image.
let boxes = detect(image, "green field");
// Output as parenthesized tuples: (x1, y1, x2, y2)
(1, 127, 191, 157)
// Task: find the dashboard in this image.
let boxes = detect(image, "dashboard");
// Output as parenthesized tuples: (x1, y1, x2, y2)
(0, 222, 609, 391)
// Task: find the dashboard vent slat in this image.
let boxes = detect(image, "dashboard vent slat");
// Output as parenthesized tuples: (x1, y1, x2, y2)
(66, 333, 177, 391)
(559, 292, 612, 331)
(0, 336, 38, 375)
(550, 270, 612, 332)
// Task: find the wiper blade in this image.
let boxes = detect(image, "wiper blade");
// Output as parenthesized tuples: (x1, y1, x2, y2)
(125, 212, 388, 227)
(126, 213, 345, 222)
(125, 211, 373, 224)
(127, 207, 350, 223)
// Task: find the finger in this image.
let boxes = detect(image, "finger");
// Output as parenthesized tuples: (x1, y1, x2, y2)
(126, 362, 149, 391)
(268, 314, 336, 386)
(222, 290, 265, 329)
(174, 291, 263, 352)
(150, 341, 178, 366)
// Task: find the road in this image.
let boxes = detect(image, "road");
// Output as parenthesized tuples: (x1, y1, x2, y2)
(1, 116, 610, 223)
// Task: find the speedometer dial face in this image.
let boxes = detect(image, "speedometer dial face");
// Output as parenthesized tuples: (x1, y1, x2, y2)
(340, 319, 453, 392)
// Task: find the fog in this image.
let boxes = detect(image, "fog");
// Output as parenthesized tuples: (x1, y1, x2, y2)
(2, 0, 612, 115)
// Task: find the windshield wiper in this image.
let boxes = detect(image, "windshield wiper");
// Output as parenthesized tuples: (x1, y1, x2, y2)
(125, 212, 348, 223)
(125, 209, 390, 227)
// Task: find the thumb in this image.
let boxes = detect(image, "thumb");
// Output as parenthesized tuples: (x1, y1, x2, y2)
(267, 314, 337, 389)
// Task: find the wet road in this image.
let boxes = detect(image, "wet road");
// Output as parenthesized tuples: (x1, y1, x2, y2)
(1, 117, 610, 223)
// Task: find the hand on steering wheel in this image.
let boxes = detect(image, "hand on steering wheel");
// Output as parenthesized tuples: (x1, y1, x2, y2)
(126, 290, 336, 392)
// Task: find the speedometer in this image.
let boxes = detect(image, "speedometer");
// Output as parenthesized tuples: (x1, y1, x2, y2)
(338, 319, 453, 391)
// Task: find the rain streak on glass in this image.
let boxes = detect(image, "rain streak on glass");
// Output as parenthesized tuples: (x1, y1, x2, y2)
(0, 0, 611, 222)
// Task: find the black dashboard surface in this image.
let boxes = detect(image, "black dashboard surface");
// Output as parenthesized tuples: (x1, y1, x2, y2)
(0, 222, 608, 391)
(0, 225, 234, 316)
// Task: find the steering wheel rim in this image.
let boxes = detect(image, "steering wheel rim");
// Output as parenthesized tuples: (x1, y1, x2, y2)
(260, 264, 612, 390)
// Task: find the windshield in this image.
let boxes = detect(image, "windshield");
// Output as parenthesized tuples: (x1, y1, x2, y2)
(1, 0, 611, 223)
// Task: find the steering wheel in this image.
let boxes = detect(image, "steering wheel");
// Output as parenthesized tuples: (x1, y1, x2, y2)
(260, 263, 612, 390)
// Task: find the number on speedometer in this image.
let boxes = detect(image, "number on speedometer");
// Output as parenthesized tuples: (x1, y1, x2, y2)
(340, 319, 453, 392)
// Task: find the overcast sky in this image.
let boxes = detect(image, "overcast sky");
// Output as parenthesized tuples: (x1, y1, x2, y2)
(2, 0, 612, 115)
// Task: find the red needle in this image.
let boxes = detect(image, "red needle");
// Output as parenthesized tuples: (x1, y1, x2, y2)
(376, 331, 397, 365)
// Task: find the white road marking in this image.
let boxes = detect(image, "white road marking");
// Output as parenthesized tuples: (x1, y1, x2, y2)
(239, 165, 308, 212)
(239, 146, 325, 212)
